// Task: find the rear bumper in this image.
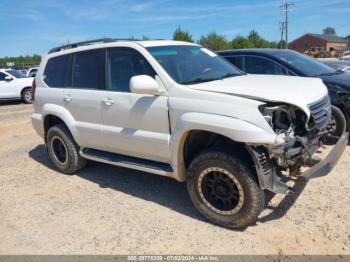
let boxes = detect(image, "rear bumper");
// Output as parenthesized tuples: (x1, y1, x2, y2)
(301, 132, 348, 180)
(31, 113, 45, 138)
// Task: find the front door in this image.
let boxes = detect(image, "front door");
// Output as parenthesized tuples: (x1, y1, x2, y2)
(101, 47, 171, 163)
(0, 72, 15, 98)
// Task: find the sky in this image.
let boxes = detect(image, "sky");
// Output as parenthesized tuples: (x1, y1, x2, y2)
(0, 0, 349, 57)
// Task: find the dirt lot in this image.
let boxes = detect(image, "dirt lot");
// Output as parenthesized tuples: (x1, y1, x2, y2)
(0, 102, 349, 255)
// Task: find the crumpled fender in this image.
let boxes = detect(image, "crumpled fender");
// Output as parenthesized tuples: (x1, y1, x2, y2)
(170, 112, 277, 181)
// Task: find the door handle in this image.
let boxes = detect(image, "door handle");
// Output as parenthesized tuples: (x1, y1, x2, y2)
(102, 98, 114, 106)
(64, 95, 72, 102)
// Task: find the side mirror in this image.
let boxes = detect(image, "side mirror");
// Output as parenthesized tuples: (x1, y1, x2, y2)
(4, 76, 13, 81)
(130, 75, 161, 95)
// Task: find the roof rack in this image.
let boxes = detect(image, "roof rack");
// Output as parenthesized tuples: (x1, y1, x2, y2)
(48, 38, 136, 54)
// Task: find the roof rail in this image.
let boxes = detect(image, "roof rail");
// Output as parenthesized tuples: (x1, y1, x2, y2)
(48, 38, 134, 54)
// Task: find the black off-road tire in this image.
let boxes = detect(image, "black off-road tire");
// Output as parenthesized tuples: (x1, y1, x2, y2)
(325, 105, 347, 144)
(186, 149, 265, 229)
(46, 124, 86, 174)
(21, 87, 32, 104)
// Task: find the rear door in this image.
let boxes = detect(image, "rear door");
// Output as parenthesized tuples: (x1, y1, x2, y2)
(62, 49, 106, 150)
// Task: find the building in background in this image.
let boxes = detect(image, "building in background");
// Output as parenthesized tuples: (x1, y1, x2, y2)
(288, 33, 348, 57)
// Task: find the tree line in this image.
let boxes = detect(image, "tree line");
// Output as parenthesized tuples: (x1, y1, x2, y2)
(172, 27, 286, 50)
(0, 54, 41, 69)
(2, 27, 348, 68)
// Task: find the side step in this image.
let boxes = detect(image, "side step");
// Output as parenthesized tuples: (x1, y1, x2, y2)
(80, 148, 173, 176)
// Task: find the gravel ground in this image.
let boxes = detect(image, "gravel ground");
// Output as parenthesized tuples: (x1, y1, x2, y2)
(0, 102, 349, 255)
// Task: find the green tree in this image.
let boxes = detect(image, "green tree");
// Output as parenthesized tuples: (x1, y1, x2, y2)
(231, 36, 253, 49)
(323, 27, 336, 36)
(247, 30, 270, 48)
(277, 40, 286, 49)
(172, 27, 194, 42)
(198, 32, 230, 51)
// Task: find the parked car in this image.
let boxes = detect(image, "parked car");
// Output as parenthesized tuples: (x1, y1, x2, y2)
(340, 55, 350, 61)
(0, 69, 34, 103)
(32, 39, 348, 228)
(218, 49, 350, 139)
(26, 67, 38, 77)
(320, 60, 350, 73)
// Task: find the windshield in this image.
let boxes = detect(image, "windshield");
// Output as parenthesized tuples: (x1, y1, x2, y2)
(271, 50, 338, 77)
(6, 69, 24, 78)
(147, 45, 242, 84)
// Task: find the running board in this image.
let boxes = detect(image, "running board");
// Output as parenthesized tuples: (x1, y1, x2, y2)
(80, 148, 173, 176)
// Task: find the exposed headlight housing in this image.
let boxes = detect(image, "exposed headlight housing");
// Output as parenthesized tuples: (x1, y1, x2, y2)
(259, 104, 309, 137)
(259, 104, 293, 132)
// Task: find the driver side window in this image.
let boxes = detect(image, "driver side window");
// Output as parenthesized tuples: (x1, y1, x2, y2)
(106, 48, 156, 92)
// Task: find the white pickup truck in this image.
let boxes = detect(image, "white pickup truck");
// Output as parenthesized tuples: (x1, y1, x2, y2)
(31, 39, 348, 228)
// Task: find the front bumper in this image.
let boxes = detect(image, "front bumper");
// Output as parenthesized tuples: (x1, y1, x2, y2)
(301, 132, 348, 180)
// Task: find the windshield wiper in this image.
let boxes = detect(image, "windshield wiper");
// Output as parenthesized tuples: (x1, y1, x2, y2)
(181, 77, 219, 85)
(181, 73, 241, 85)
(313, 70, 344, 77)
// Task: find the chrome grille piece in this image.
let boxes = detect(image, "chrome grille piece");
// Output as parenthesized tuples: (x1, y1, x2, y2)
(308, 96, 331, 130)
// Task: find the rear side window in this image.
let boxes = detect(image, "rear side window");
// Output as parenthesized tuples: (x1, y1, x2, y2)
(244, 56, 288, 75)
(72, 49, 105, 90)
(44, 54, 71, 87)
(224, 56, 244, 71)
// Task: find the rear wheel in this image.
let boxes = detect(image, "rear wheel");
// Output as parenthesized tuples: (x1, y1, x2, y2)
(186, 149, 265, 229)
(22, 88, 32, 104)
(46, 124, 86, 174)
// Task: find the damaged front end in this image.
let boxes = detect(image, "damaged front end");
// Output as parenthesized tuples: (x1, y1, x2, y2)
(248, 96, 348, 194)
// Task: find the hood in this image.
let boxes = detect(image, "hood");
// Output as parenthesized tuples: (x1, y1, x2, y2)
(320, 71, 350, 91)
(189, 74, 328, 116)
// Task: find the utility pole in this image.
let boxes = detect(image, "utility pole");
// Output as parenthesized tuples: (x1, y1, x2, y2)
(279, 22, 285, 48)
(280, 2, 293, 49)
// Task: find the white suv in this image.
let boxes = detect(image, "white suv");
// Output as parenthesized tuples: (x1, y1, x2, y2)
(0, 69, 34, 103)
(31, 39, 348, 228)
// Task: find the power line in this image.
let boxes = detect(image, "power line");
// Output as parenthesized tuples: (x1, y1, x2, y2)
(280, 2, 294, 49)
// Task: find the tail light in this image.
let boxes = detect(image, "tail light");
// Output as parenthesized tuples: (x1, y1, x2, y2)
(32, 79, 36, 101)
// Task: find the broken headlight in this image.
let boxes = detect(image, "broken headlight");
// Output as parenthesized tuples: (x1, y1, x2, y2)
(259, 104, 293, 132)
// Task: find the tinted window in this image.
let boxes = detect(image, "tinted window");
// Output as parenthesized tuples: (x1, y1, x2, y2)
(147, 46, 241, 85)
(244, 56, 288, 75)
(44, 54, 71, 87)
(73, 49, 105, 89)
(0, 72, 7, 81)
(6, 70, 23, 78)
(271, 50, 337, 77)
(224, 56, 244, 71)
(107, 47, 156, 92)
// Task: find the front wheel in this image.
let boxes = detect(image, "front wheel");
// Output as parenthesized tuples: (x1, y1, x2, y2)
(186, 149, 265, 229)
(325, 105, 347, 144)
